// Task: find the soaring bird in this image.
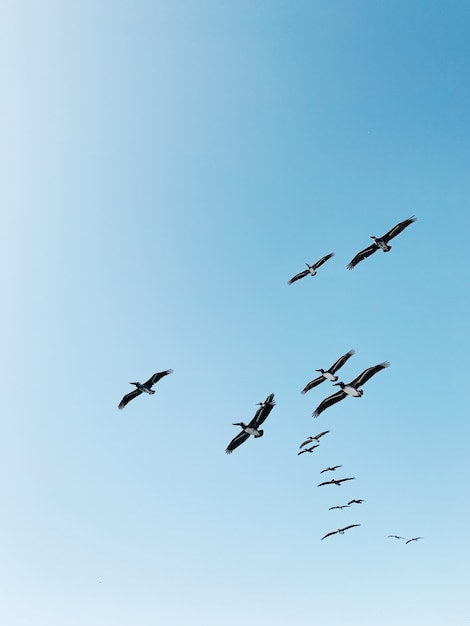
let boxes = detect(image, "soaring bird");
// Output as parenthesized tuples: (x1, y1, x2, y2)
(328, 505, 350, 510)
(118, 370, 173, 409)
(312, 361, 390, 417)
(225, 394, 275, 454)
(297, 444, 319, 456)
(388, 535, 406, 540)
(406, 537, 423, 544)
(347, 216, 417, 270)
(320, 465, 342, 473)
(318, 477, 355, 487)
(301, 350, 355, 394)
(299, 431, 330, 449)
(288, 253, 335, 284)
(321, 524, 360, 540)
(347, 499, 365, 505)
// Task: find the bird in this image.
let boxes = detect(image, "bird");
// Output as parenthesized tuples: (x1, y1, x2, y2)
(347, 216, 417, 270)
(388, 535, 406, 540)
(321, 524, 361, 540)
(347, 499, 365, 505)
(299, 431, 330, 448)
(312, 361, 390, 417)
(225, 394, 275, 454)
(118, 369, 173, 409)
(405, 537, 423, 544)
(318, 477, 355, 487)
(301, 349, 355, 394)
(320, 465, 342, 473)
(328, 505, 350, 510)
(297, 444, 319, 456)
(288, 253, 335, 284)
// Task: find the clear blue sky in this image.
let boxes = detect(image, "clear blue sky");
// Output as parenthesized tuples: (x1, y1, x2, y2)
(1, 1, 469, 624)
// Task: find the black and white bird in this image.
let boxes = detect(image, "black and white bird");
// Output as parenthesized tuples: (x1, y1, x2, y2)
(348, 499, 365, 505)
(328, 505, 350, 510)
(388, 535, 406, 540)
(299, 431, 330, 448)
(321, 524, 360, 540)
(347, 216, 417, 270)
(297, 444, 319, 456)
(118, 370, 173, 409)
(405, 537, 423, 544)
(301, 350, 355, 394)
(320, 465, 342, 473)
(318, 477, 355, 487)
(225, 394, 275, 454)
(313, 361, 390, 417)
(288, 253, 335, 284)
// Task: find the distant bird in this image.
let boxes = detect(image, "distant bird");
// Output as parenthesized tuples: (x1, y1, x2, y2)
(321, 524, 361, 540)
(388, 535, 406, 540)
(297, 444, 319, 456)
(318, 477, 355, 487)
(328, 505, 350, 510)
(347, 216, 417, 270)
(118, 369, 173, 409)
(288, 253, 335, 284)
(299, 431, 330, 448)
(320, 465, 342, 473)
(301, 349, 355, 394)
(347, 499, 365, 505)
(225, 394, 275, 454)
(313, 361, 390, 417)
(405, 537, 423, 544)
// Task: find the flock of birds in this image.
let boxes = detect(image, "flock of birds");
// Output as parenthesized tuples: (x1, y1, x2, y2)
(117, 216, 421, 543)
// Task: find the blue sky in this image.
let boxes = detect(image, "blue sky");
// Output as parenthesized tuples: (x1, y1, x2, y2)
(1, 1, 469, 624)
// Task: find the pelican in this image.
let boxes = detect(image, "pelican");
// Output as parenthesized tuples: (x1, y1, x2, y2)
(118, 369, 173, 409)
(301, 349, 355, 394)
(405, 537, 423, 544)
(321, 524, 360, 540)
(313, 361, 390, 417)
(328, 505, 350, 510)
(288, 253, 335, 284)
(297, 444, 319, 456)
(299, 430, 330, 448)
(347, 216, 417, 269)
(320, 465, 342, 473)
(347, 499, 365, 505)
(388, 535, 406, 540)
(318, 477, 355, 487)
(225, 394, 275, 454)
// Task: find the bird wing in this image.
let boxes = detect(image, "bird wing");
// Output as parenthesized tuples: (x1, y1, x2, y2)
(340, 524, 361, 532)
(406, 537, 423, 543)
(251, 394, 275, 427)
(301, 376, 324, 393)
(313, 390, 347, 417)
(299, 437, 314, 449)
(382, 216, 417, 243)
(225, 431, 251, 454)
(321, 530, 339, 540)
(349, 361, 390, 388)
(318, 480, 334, 487)
(328, 349, 355, 374)
(307, 444, 319, 452)
(337, 477, 355, 484)
(388, 535, 406, 540)
(314, 430, 330, 441)
(347, 499, 363, 505)
(347, 243, 378, 270)
(312, 252, 335, 270)
(297, 449, 307, 456)
(329, 506, 340, 510)
(118, 388, 142, 409)
(144, 369, 173, 388)
(288, 269, 309, 284)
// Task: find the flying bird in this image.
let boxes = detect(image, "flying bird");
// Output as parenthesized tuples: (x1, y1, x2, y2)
(347, 499, 365, 505)
(225, 394, 275, 454)
(320, 465, 342, 473)
(297, 444, 319, 456)
(347, 216, 417, 270)
(405, 537, 423, 544)
(321, 524, 361, 540)
(313, 361, 390, 417)
(118, 369, 173, 409)
(328, 505, 350, 510)
(301, 349, 355, 394)
(318, 477, 355, 487)
(299, 431, 330, 448)
(388, 535, 406, 540)
(288, 253, 335, 284)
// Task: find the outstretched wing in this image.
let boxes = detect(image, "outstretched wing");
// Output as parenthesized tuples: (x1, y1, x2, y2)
(144, 369, 174, 388)
(321, 530, 338, 540)
(318, 480, 334, 487)
(118, 389, 142, 409)
(288, 269, 309, 285)
(313, 390, 347, 417)
(314, 430, 330, 441)
(328, 349, 355, 374)
(337, 477, 355, 484)
(225, 431, 250, 454)
(349, 361, 390, 388)
(301, 376, 324, 394)
(382, 216, 417, 243)
(340, 524, 361, 532)
(312, 252, 335, 270)
(347, 243, 378, 270)
(251, 393, 275, 427)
